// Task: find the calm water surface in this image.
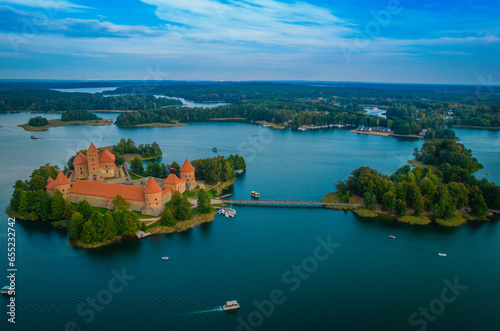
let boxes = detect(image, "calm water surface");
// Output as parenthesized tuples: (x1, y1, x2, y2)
(0, 113, 499, 331)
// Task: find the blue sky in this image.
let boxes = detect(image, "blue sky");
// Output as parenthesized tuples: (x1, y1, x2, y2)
(0, 0, 498, 84)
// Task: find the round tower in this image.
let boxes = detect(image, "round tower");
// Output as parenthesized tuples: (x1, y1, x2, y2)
(180, 159, 195, 182)
(52, 171, 71, 198)
(143, 178, 163, 208)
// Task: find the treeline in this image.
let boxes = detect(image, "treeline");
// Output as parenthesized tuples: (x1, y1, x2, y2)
(130, 154, 245, 185)
(67, 203, 141, 245)
(335, 140, 500, 219)
(28, 116, 48, 127)
(0, 88, 182, 112)
(61, 109, 101, 122)
(8, 164, 73, 221)
(113, 138, 162, 158)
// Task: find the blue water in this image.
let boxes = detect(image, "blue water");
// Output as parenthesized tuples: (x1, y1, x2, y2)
(0, 113, 499, 330)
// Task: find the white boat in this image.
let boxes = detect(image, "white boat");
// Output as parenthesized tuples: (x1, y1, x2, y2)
(30, 135, 38, 139)
(438, 253, 447, 257)
(1, 286, 14, 295)
(235, 169, 244, 174)
(251, 191, 260, 198)
(222, 300, 240, 311)
(162, 256, 169, 260)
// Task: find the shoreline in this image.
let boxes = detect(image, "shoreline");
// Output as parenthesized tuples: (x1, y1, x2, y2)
(18, 118, 113, 131)
(349, 129, 423, 139)
(134, 122, 187, 128)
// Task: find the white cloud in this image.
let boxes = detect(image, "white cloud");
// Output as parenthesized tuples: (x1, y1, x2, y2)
(0, 0, 88, 11)
(141, 0, 352, 48)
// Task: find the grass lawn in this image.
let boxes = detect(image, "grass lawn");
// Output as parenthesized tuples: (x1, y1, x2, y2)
(435, 216, 467, 227)
(397, 215, 431, 225)
(354, 208, 378, 218)
(130, 173, 142, 180)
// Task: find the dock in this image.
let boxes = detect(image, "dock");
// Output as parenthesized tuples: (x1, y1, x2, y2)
(135, 230, 152, 239)
(222, 199, 361, 208)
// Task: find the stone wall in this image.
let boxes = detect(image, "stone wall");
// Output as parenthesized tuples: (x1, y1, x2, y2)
(69, 193, 145, 213)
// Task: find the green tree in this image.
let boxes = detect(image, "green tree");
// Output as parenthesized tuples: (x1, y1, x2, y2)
(363, 192, 376, 210)
(121, 211, 140, 236)
(89, 212, 105, 242)
(101, 212, 117, 241)
(130, 157, 144, 175)
(197, 189, 212, 213)
(396, 199, 407, 216)
(50, 190, 66, 220)
(77, 200, 94, 219)
(469, 186, 488, 217)
(160, 209, 176, 227)
(381, 191, 396, 212)
(169, 161, 180, 177)
(112, 195, 130, 210)
(81, 220, 98, 244)
(176, 198, 192, 220)
(62, 200, 75, 219)
(68, 212, 85, 240)
(29, 175, 48, 191)
(159, 163, 168, 178)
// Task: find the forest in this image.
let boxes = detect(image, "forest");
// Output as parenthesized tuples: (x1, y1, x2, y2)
(28, 116, 48, 127)
(61, 109, 101, 122)
(335, 139, 500, 222)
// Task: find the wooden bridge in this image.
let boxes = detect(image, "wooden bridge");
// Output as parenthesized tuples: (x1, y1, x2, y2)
(222, 199, 362, 208)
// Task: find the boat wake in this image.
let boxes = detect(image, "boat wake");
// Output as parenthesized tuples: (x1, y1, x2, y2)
(174, 306, 224, 331)
(182, 306, 223, 316)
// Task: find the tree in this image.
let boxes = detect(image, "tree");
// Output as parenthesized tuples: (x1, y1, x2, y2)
(363, 192, 376, 210)
(412, 192, 425, 216)
(29, 175, 48, 191)
(130, 157, 144, 175)
(160, 209, 176, 227)
(197, 189, 212, 213)
(433, 194, 456, 219)
(176, 198, 192, 220)
(121, 211, 140, 236)
(112, 195, 130, 210)
(31, 164, 59, 180)
(469, 186, 488, 217)
(169, 161, 180, 177)
(381, 191, 396, 212)
(396, 199, 407, 216)
(77, 200, 94, 219)
(159, 163, 168, 178)
(81, 220, 98, 244)
(62, 200, 75, 219)
(68, 212, 85, 240)
(89, 212, 105, 242)
(101, 212, 117, 241)
(50, 190, 66, 220)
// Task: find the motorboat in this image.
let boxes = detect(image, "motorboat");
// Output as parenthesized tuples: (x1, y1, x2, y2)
(222, 300, 240, 311)
(1, 286, 14, 295)
(212, 147, 218, 152)
(162, 256, 169, 260)
(251, 191, 260, 198)
(389, 235, 396, 239)
(438, 253, 447, 257)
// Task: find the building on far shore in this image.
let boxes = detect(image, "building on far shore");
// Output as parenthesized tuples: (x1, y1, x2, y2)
(46, 144, 197, 216)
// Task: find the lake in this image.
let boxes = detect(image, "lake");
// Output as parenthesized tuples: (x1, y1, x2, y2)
(0, 113, 498, 331)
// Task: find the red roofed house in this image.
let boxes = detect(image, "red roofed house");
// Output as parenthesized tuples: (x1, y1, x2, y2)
(73, 143, 120, 182)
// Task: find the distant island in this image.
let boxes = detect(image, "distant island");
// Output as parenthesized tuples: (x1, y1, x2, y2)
(19, 110, 113, 131)
(7, 140, 246, 248)
(323, 139, 500, 227)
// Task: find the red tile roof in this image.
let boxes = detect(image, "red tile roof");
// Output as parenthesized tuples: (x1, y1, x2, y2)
(164, 174, 183, 185)
(46, 180, 56, 190)
(99, 149, 115, 163)
(144, 178, 162, 194)
(162, 187, 172, 196)
(47, 177, 54, 183)
(70, 181, 145, 202)
(180, 159, 195, 172)
(53, 171, 70, 186)
(73, 152, 88, 165)
(88, 143, 98, 154)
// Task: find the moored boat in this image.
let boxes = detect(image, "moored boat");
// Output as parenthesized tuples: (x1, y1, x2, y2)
(2, 286, 14, 295)
(222, 300, 240, 311)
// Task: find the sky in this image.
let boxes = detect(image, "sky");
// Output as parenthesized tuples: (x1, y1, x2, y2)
(0, 0, 499, 84)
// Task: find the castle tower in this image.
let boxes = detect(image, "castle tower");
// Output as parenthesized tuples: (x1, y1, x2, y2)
(46, 171, 71, 198)
(163, 174, 185, 193)
(73, 152, 88, 180)
(143, 178, 163, 208)
(87, 143, 101, 181)
(180, 159, 195, 182)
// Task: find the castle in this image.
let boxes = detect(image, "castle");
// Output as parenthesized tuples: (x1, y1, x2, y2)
(46, 143, 197, 216)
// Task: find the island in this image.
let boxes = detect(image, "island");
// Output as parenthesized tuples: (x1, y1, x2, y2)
(19, 110, 113, 131)
(323, 139, 500, 227)
(7, 142, 246, 248)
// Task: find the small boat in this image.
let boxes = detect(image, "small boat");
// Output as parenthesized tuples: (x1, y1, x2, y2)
(30, 135, 38, 139)
(438, 253, 447, 257)
(389, 235, 396, 239)
(217, 154, 222, 158)
(235, 169, 244, 175)
(251, 191, 260, 198)
(1, 286, 14, 295)
(222, 300, 240, 311)
(162, 256, 169, 260)
(212, 147, 218, 152)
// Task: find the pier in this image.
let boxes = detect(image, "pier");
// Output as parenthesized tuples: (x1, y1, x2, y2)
(222, 199, 361, 208)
